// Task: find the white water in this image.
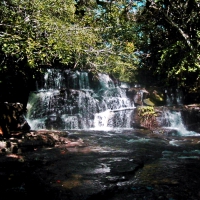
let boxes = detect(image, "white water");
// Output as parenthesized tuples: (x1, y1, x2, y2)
(164, 111, 198, 136)
(26, 69, 198, 134)
(92, 108, 135, 131)
(165, 88, 183, 106)
(26, 70, 135, 130)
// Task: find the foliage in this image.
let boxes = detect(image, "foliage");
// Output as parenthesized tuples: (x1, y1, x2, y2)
(137, 106, 157, 129)
(0, 0, 141, 84)
(0, 0, 199, 100)
(135, 0, 200, 87)
(74, 0, 141, 82)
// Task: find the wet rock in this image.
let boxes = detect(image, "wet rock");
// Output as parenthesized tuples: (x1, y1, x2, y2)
(0, 102, 30, 138)
(106, 176, 127, 183)
(0, 130, 87, 155)
(67, 133, 80, 140)
(110, 161, 143, 175)
(153, 128, 179, 136)
(181, 105, 200, 132)
(1, 129, 200, 200)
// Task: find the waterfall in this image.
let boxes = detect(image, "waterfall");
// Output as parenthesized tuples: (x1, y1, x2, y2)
(163, 110, 198, 136)
(26, 69, 135, 130)
(165, 88, 183, 106)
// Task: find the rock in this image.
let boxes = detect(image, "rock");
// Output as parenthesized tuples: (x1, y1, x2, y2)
(143, 98, 154, 106)
(148, 87, 165, 105)
(0, 102, 31, 138)
(0, 130, 85, 154)
(132, 106, 157, 129)
(127, 87, 150, 106)
(134, 91, 143, 106)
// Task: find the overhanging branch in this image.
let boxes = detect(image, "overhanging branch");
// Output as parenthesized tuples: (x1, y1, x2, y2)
(148, 1, 194, 51)
(163, 12, 194, 51)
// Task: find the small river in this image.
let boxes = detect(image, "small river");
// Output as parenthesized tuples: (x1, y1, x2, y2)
(9, 128, 199, 200)
(19, 69, 200, 199)
(66, 130, 200, 200)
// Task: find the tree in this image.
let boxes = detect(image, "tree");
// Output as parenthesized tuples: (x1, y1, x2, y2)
(78, 0, 141, 82)
(0, 0, 77, 103)
(135, 0, 200, 87)
(0, 0, 76, 68)
(0, 0, 141, 85)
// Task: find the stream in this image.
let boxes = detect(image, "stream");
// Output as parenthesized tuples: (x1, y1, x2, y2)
(1, 129, 200, 200)
(3, 69, 199, 199)
(53, 130, 200, 200)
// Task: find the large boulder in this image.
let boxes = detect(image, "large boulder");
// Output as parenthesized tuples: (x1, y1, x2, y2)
(127, 87, 149, 106)
(181, 104, 200, 132)
(0, 102, 30, 138)
(147, 87, 165, 106)
(132, 106, 158, 129)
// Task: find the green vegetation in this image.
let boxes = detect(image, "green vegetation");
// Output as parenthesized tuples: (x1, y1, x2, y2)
(135, 0, 200, 87)
(137, 106, 157, 129)
(0, 0, 140, 84)
(0, 0, 199, 93)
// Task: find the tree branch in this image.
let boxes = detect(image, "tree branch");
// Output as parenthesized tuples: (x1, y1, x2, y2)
(148, 1, 194, 51)
(162, 12, 194, 50)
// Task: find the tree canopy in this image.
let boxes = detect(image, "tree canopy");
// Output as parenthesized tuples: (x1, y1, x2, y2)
(135, 0, 200, 87)
(0, 0, 140, 84)
(0, 0, 199, 91)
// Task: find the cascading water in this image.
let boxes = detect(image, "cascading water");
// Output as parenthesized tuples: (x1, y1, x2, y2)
(26, 68, 199, 135)
(165, 88, 183, 106)
(26, 69, 135, 130)
(163, 110, 198, 136)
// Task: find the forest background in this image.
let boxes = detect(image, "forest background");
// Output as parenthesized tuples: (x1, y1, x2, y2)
(0, 0, 199, 105)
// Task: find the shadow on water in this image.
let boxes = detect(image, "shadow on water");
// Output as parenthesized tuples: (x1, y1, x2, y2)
(1, 129, 200, 200)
